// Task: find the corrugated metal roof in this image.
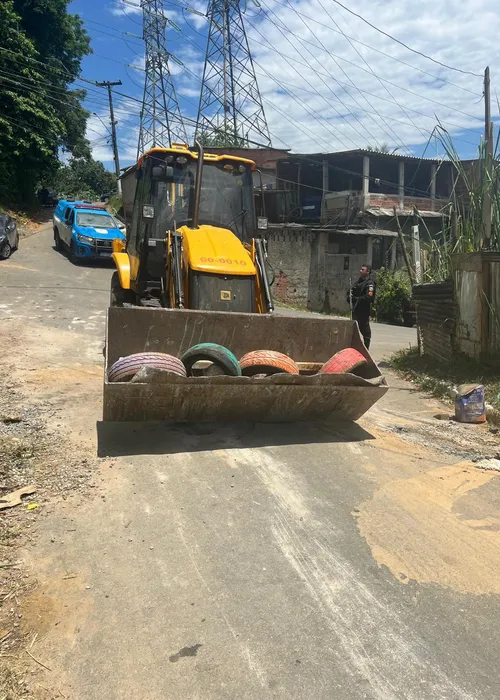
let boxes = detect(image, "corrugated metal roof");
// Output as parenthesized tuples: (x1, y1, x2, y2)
(281, 149, 447, 164)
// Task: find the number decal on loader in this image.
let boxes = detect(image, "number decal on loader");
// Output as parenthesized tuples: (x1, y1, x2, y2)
(200, 257, 247, 266)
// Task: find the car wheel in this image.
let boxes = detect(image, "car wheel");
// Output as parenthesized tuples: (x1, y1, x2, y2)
(0, 241, 12, 260)
(69, 241, 80, 265)
(54, 228, 63, 252)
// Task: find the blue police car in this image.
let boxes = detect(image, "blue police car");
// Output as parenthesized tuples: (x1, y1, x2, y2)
(53, 201, 126, 264)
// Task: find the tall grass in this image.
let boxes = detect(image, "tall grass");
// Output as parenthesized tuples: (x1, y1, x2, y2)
(418, 128, 500, 282)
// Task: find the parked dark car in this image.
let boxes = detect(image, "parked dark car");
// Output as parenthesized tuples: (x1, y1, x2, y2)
(37, 188, 58, 207)
(0, 214, 19, 260)
(100, 191, 117, 203)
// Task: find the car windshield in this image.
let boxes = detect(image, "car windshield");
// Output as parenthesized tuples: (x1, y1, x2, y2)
(76, 212, 117, 229)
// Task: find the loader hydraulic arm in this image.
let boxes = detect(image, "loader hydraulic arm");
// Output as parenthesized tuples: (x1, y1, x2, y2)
(170, 232, 184, 309)
(255, 237, 274, 313)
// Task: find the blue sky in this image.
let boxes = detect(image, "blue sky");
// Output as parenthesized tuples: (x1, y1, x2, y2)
(69, 0, 499, 171)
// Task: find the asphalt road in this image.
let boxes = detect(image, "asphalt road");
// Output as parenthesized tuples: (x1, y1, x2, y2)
(2, 225, 500, 700)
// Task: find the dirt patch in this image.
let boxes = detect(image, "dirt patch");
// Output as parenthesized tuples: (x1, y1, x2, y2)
(356, 461, 500, 595)
(0, 355, 100, 698)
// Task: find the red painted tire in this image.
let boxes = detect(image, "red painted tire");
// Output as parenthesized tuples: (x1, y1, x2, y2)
(239, 350, 299, 376)
(108, 352, 187, 382)
(319, 348, 367, 375)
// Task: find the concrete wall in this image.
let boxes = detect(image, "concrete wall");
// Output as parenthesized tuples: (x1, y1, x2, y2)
(267, 226, 368, 313)
(453, 252, 500, 364)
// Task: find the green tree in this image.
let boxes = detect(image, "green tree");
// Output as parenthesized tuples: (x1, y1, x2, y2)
(366, 143, 400, 155)
(0, 0, 91, 205)
(51, 157, 117, 201)
(198, 128, 247, 148)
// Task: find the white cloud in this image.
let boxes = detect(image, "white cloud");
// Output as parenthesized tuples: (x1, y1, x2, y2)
(109, 0, 141, 16)
(96, 0, 499, 163)
(242, 0, 500, 156)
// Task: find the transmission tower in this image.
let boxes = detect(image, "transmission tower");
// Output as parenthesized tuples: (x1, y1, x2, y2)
(195, 0, 271, 147)
(137, 0, 187, 159)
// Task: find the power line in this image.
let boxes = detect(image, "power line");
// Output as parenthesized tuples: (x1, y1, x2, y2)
(248, 9, 484, 123)
(262, 0, 412, 154)
(244, 27, 485, 136)
(324, 0, 483, 77)
(181, 10, 368, 149)
(266, 0, 481, 95)
(306, 0, 429, 145)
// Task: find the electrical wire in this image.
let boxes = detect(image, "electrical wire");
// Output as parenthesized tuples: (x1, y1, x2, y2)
(259, 0, 412, 154)
(324, 0, 483, 77)
(180, 11, 368, 150)
(244, 29, 485, 139)
(266, 0, 481, 95)
(303, 0, 430, 144)
(247, 8, 484, 123)
(178, 11, 481, 152)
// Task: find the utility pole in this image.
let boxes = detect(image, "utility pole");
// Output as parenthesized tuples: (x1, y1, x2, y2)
(483, 66, 493, 246)
(96, 80, 123, 194)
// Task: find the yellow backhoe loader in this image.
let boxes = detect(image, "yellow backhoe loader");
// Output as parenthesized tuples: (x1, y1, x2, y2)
(103, 143, 387, 422)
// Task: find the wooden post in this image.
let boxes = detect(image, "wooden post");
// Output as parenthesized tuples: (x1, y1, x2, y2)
(390, 237, 397, 269)
(398, 161, 404, 210)
(430, 163, 437, 212)
(412, 208, 422, 283)
(321, 159, 329, 222)
(483, 67, 493, 246)
(394, 206, 415, 285)
(362, 155, 370, 211)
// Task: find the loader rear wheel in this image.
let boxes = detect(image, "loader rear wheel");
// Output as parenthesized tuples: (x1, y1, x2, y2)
(239, 350, 299, 376)
(319, 348, 367, 375)
(108, 352, 187, 383)
(110, 271, 135, 307)
(181, 343, 241, 377)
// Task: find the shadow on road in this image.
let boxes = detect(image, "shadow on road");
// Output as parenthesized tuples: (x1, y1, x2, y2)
(96, 420, 375, 457)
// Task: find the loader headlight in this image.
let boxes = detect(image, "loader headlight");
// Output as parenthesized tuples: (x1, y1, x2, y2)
(77, 234, 94, 244)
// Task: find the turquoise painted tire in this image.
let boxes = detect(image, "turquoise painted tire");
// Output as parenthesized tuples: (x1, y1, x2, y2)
(181, 343, 242, 377)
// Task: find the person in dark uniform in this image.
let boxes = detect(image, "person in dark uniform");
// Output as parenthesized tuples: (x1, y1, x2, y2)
(347, 264, 376, 349)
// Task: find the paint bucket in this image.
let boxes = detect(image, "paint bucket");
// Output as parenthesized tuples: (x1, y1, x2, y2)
(454, 384, 486, 423)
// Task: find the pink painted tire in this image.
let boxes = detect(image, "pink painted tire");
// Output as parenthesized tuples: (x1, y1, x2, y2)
(319, 348, 367, 375)
(239, 350, 299, 376)
(108, 352, 187, 382)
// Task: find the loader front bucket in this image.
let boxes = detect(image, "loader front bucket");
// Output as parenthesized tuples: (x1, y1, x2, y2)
(103, 308, 388, 422)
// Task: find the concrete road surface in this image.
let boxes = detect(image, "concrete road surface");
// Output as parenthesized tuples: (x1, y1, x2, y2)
(2, 225, 500, 700)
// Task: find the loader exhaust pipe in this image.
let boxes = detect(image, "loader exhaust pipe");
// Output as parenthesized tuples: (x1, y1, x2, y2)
(192, 140, 204, 229)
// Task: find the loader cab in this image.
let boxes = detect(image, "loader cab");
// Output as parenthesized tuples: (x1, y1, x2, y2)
(129, 148, 257, 260)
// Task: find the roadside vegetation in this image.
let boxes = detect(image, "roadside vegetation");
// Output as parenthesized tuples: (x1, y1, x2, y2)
(0, 1, 113, 210)
(374, 268, 412, 325)
(391, 347, 500, 412)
